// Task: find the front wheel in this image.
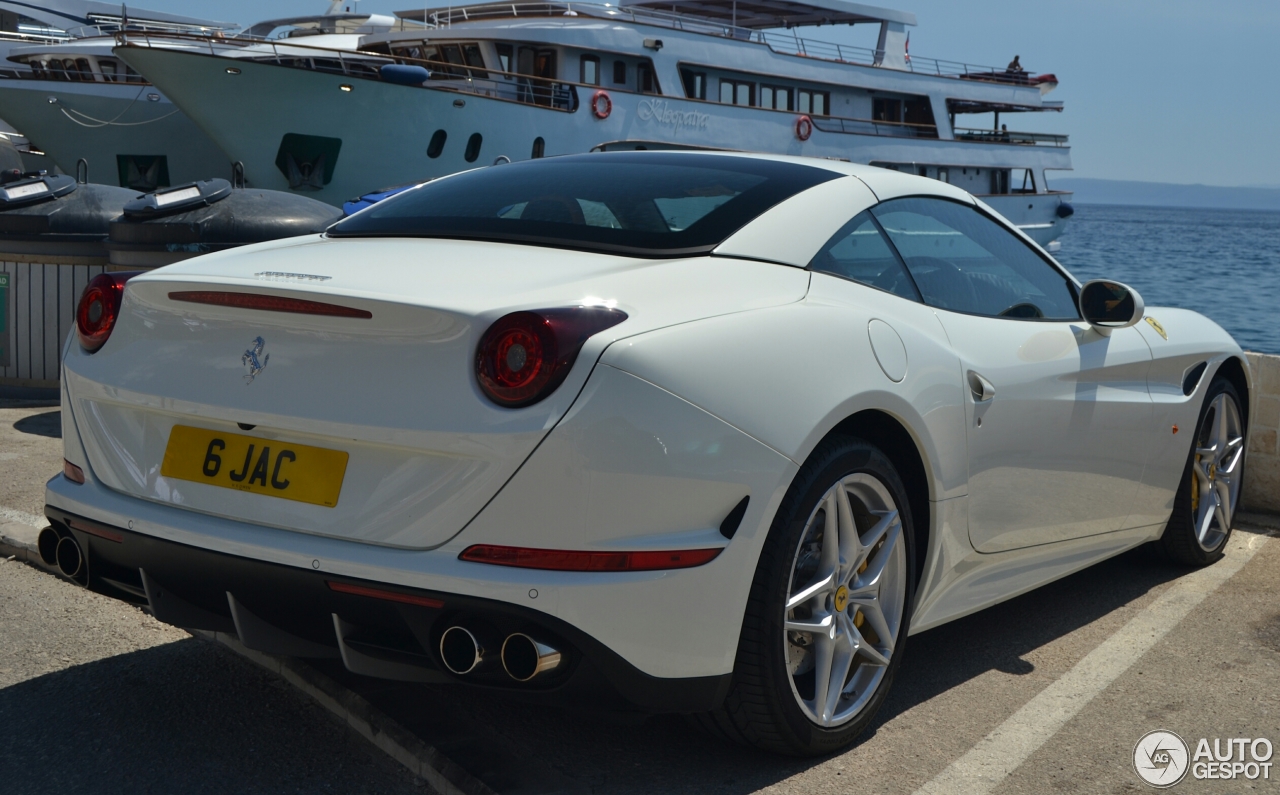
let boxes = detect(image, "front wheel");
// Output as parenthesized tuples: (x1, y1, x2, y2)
(1162, 377, 1246, 566)
(696, 437, 915, 756)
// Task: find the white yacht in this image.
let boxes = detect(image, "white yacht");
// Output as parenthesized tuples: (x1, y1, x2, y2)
(0, 4, 422, 190)
(114, 0, 1074, 245)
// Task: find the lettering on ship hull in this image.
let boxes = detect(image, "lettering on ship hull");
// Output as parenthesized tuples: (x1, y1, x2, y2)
(636, 99, 710, 133)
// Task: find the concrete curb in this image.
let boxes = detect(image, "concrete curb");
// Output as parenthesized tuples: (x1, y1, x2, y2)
(0, 519, 493, 795)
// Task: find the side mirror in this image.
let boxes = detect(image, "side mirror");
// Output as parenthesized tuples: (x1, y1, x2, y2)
(1078, 280, 1144, 334)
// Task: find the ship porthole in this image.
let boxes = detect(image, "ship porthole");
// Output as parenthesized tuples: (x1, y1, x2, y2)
(427, 129, 447, 159)
(464, 133, 483, 163)
(532, 137, 545, 159)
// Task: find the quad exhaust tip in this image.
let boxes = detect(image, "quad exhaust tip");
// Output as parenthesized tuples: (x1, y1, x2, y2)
(37, 526, 60, 567)
(439, 626, 488, 675)
(54, 535, 83, 579)
(501, 633, 562, 682)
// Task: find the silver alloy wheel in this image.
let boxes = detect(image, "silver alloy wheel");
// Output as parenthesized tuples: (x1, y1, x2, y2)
(783, 473, 907, 728)
(1191, 391, 1245, 552)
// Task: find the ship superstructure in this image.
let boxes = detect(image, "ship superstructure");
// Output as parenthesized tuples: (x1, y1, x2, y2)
(114, 0, 1073, 242)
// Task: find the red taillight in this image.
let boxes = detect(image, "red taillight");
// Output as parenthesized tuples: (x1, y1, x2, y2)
(168, 291, 373, 319)
(475, 307, 627, 407)
(458, 544, 722, 572)
(76, 272, 139, 352)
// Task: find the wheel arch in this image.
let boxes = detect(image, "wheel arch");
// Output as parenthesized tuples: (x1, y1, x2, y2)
(1213, 355, 1251, 428)
(822, 408, 931, 592)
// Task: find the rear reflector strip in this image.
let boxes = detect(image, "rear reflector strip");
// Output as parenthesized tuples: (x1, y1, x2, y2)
(326, 580, 444, 608)
(459, 544, 723, 572)
(169, 291, 372, 318)
(67, 518, 123, 543)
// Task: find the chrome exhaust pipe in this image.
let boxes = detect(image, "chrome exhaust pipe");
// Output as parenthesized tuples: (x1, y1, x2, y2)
(501, 633, 562, 682)
(55, 535, 84, 579)
(37, 527, 60, 566)
(439, 626, 489, 675)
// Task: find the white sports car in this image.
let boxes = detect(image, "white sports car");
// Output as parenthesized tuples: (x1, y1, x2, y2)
(44, 152, 1250, 756)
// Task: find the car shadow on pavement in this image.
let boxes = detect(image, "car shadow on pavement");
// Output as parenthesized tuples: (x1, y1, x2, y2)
(0, 637, 422, 795)
(13, 410, 61, 439)
(347, 543, 1196, 795)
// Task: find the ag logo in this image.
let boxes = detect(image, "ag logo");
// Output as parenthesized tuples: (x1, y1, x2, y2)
(1134, 730, 1190, 788)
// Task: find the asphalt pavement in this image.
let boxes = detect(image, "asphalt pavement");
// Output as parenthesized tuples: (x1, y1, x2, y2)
(3, 399, 1277, 794)
(0, 399, 434, 795)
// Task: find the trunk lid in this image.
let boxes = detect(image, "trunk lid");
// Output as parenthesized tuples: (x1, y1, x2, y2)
(66, 236, 808, 548)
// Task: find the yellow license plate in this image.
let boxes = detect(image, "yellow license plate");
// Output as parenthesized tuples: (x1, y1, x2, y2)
(161, 425, 349, 508)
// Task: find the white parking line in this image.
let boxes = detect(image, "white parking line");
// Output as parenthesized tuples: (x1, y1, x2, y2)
(914, 530, 1269, 795)
(0, 505, 44, 528)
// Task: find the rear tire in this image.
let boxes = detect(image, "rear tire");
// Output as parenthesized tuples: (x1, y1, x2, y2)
(1161, 377, 1246, 566)
(697, 436, 916, 756)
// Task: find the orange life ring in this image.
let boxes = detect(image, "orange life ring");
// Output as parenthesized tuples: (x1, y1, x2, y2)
(591, 90, 612, 120)
(795, 115, 813, 141)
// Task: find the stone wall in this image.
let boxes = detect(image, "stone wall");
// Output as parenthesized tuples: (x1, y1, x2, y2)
(1244, 352, 1280, 514)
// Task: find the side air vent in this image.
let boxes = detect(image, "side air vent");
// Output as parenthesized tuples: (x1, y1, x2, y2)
(1182, 362, 1208, 396)
(719, 496, 750, 540)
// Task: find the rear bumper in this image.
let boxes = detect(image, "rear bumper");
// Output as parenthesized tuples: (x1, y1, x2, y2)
(44, 502, 731, 713)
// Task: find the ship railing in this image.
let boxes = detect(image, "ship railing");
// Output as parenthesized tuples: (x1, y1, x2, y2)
(0, 31, 70, 46)
(812, 116, 938, 139)
(953, 127, 1068, 146)
(419, 1, 1040, 81)
(117, 31, 581, 112)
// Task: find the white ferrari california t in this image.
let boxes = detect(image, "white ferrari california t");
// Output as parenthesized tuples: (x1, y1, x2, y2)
(44, 152, 1250, 756)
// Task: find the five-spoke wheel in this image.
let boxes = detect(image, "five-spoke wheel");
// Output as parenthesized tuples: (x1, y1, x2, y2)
(695, 437, 915, 756)
(783, 473, 907, 728)
(1163, 377, 1246, 565)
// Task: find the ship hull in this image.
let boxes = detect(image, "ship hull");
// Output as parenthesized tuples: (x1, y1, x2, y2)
(0, 79, 230, 189)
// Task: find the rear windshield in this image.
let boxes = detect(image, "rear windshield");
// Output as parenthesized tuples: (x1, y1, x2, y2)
(327, 152, 839, 257)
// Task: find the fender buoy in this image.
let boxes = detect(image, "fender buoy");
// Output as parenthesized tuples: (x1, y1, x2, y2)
(591, 90, 612, 120)
(795, 115, 813, 141)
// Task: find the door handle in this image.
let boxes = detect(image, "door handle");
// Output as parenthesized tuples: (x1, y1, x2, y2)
(968, 371, 996, 402)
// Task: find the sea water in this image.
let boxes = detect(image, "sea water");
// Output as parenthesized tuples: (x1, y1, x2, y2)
(1055, 204, 1280, 354)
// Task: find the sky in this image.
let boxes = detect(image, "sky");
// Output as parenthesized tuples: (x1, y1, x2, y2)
(156, 0, 1280, 187)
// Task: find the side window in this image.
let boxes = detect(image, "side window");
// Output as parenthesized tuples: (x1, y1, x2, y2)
(809, 210, 920, 301)
(870, 197, 1079, 319)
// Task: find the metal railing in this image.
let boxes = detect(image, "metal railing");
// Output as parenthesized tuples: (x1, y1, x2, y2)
(418, 1, 1041, 81)
(117, 32, 581, 112)
(953, 127, 1068, 146)
(812, 116, 938, 139)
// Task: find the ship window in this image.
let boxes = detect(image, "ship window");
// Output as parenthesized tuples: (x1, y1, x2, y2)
(638, 61, 658, 94)
(760, 85, 791, 111)
(496, 43, 513, 72)
(580, 55, 599, 84)
(427, 129, 447, 158)
(329, 152, 840, 258)
(720, 79, 754, 106)
(532, 137, 545, 158)
(97, 58, 118, 82)
(680, 69, 706, 100)
(463, 43, 487, 77)
(465, 133, 483, 163)
(613, 60, 626, 85)
(904, 96, 935, 130)
(1010, 168, 1035, 193)
(873, 97, 902, 123)
(798, 89, 828, 116)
